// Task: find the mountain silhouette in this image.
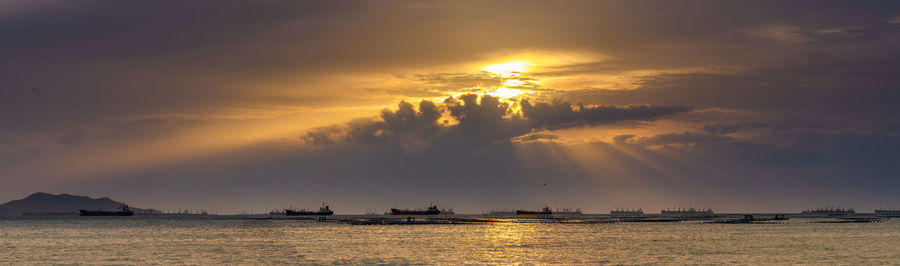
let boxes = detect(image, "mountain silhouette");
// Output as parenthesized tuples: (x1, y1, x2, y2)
(0, 192, 158, 215)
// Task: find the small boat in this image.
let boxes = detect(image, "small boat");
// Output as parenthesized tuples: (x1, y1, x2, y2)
(285, 205, 334, 216)
(391, 205, 441, 215)
(516, 206, 552, 215)
(79, 205, 134, 216)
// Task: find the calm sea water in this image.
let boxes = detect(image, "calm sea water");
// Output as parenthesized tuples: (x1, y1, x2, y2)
(1, 216, 898, 264)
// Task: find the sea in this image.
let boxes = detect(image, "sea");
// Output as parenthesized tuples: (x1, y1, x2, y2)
(1, 216, 898, 264)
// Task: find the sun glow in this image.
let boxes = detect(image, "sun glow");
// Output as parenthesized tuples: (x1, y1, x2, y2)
(483, 61, 530, 77)
(502, 79, 526, 87)
(480, 61, 534, 98)
(489, 87, 527, 98)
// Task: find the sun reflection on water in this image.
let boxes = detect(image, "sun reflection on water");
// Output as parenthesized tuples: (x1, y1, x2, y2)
(475, 220, 541, 263)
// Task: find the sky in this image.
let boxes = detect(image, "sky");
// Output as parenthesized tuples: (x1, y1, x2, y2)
(2, 1, 899, 214)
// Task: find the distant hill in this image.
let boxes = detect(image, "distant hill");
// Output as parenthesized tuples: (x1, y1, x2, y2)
(0, 192, 159, 216)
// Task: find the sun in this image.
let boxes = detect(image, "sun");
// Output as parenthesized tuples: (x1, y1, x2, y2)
(480, 61, 534, 98)
(483, 61, 530, 77)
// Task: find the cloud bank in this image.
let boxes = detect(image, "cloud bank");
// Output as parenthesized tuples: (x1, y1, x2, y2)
(302, 94, 690, 149)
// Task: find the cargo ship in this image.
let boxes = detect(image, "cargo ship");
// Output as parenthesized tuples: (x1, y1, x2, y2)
(610, 208, 644, 217)
(875, 208, 900, 216)
(660, 207, 714, 217)
(390, 205, 441, 215)
(285, 205, 334, 216)
(516, 206, 552, 215)
(79, 205, 134, 216)
(800, 207, 855, 215)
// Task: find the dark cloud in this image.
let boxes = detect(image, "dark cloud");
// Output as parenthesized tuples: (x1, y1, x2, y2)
(553, 17, 900, 133)
(620, 129, 900, 174)
(521, 101, 691, 130)
(56, 129, 87, 145)
(303, 95, 689, 149)
(613, 134, 636, 144)
(301, 100, 442, 147)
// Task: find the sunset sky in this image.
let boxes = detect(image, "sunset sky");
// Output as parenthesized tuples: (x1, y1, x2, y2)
(2, 1, 899, 213)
